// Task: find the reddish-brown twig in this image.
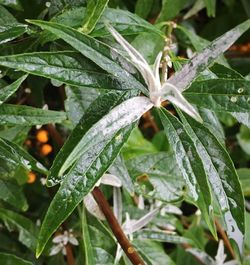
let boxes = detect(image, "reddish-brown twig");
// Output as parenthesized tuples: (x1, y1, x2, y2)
(215, 219, 235, 259)
(92, 187, 145, 265)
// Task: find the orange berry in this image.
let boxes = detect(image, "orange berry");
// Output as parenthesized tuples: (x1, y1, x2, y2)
(41, 144, 52, 156)
(36, 130, 49, 143)
(241, 45, 248, 52)
(28, 172, 36, 183)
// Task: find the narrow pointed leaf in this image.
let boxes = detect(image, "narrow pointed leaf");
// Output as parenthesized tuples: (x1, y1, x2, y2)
(0, 52, 131, 90)
(134, 229, 194, 245)
(178, 110, 245, 255)
(48, 90, 132, 185)
(0, 23, 27, 44)
(168, 19, 250, 91)
(0, 208, 37, 251)
(203, 0, 216, 17)
(184, 79, 250, 113)
(27, 20, 147, 94)
(109, 155, 134, 194)
(0, 180, 28, 211)
(134, 240, 175, 265)
(36, 124, 134, 257)
(0, 253, 33, 265)
(158, 108, 216, 238)
(0, 104, 66, 125)
(0, 137, 47, 174)
(126, 152, 185, 202)
(80, 0, 109, 34)
(187, 248, 215, 264)
(81, 206, 95, 265)
(0, 75, 27, 104)
(48, 95, 152, 186)
(41, 7, 164, 43)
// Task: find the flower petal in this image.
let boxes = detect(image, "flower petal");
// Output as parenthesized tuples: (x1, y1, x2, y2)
(107, 25, 159, 97)
(101, 173, 122, 187)
(161, 82, 203, 123)
(84, 194, 105, 220)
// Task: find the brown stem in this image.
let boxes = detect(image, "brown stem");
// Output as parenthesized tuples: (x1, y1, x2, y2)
(142, 111, 159, 132)
(65, 244, 75, 265)
(92, 187, 145, 265)
(215, 219, 235, 259)
(45, 124, 64, 147)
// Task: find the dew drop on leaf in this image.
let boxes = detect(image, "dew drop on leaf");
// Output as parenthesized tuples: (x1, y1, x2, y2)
(237, 87, 244, 93)
(230, 96, 237, 103)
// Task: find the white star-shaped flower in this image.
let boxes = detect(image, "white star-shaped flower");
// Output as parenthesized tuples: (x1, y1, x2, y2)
(108, 26, 202, 123)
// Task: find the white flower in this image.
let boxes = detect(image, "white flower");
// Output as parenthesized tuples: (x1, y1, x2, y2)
(108, 26, 202, 123)
(40, 177, 47, 186)
(187, 240, 238, 265)
(84, 173, 122, 220)
(49, 230, 79, 256)
(114, 207, 159, 264)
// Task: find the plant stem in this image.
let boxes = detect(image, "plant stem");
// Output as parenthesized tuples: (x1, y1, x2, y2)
(215, 219, 235, 259)
(65, 244, 75, 265)
(92, 187, 145, 265)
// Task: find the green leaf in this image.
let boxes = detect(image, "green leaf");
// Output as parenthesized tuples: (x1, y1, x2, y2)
(0, 253, 33, 265)
(135, 0, 154, 19)
(81, 206, 95, 265)
(178, 110, 245, 255)
(80, 0, 109, 34)
(41, 7, 163, 43)
(27, 20, 147, 94)
(156, 0, 188, 22)
(0, 104, 66, 125)
(184, 79, 250, 113)
(203, 0, 216, 16)
(0, 0, 23, 11)
(0, 5, 17, 24)
(0, 23, 27, 45)
(126, 152, 185, 202)
(65, 86, 101, 125)
(158, 108, 216, 238)
(133, 239, 175, 265)
(237, 125, 250, 155)
(134, 229, 194, 245)
(0, 180, 28, 211)
(94, 248, 114, 265)
(122, 127, 157, 160)
(210, 63, 244, 79)
(198, 108, 225, 143)
(169, 19, 250, 92)
(0, 208, 37, 251)
(0, 137, 47, 174)
(241, 0, 250, 18)
(49, 90, 135, 185)
(109, 154, 134, 194)
(237, 168, 250, 196)
(36, 124, 134, 257)
(0, 52, 130, 90)
(0, 75, 27, 104)
(48, 95, 151, 186)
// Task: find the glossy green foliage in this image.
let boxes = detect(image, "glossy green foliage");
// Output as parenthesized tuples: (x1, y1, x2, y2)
(80, 0, 109, 34)
(0, 1, 250, 265)
(0, 253, 33, 265)
(158, 108, 216, 238)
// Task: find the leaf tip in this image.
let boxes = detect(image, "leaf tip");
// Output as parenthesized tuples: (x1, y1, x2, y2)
(35, 246, 42, 259)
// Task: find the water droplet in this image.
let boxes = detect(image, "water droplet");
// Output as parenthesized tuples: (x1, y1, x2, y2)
(247, 97, 250, 102)
(237, 87, 244, 93)
(230, 96, 237, 103)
